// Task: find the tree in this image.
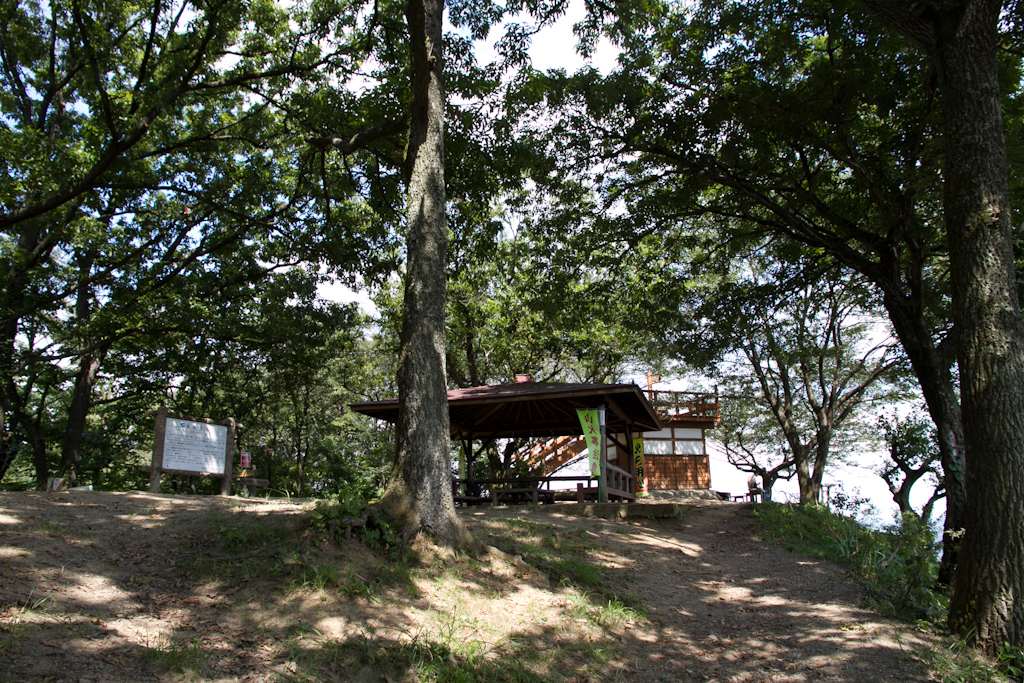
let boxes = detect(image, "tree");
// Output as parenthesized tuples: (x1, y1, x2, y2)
(517, 0, 982, 583)
(878, 410, 945, 523)
(717, 394, 796, 502)
(376, 0, 474, 548)
(0, 0, 388, 489)
(858, 0, 1024, 651)
(686, 243, 900, 503)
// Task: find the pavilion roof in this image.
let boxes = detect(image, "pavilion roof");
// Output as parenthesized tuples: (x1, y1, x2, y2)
(349, 380, 664, 440)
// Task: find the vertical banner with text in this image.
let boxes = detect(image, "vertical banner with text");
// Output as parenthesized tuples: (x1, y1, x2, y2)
(632, 438, 647, 493)
(577, 409, 602, 477)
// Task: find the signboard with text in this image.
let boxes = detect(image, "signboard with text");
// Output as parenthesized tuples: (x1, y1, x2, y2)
(148, 406, 236, 496)
(162, 418, 228, 474)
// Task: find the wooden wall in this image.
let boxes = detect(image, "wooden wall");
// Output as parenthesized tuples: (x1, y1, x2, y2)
(645, 455, 711, 490)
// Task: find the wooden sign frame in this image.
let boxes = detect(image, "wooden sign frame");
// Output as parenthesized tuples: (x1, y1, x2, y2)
(148, 406, 237, 496)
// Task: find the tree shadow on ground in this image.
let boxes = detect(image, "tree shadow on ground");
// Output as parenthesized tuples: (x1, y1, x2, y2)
(0, 492, 938, 682)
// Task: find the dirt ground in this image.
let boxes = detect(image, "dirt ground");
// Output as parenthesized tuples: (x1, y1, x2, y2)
(0, 490, 940, 682)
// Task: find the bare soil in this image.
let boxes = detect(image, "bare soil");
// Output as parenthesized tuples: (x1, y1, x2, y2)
(0, 490, 940, 682)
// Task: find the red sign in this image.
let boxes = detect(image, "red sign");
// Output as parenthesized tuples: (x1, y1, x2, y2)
(240, 452, 251, 469)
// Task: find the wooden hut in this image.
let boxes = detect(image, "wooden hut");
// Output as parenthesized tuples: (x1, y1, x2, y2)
(637, 389, 720, 490)
(350, 376, 664, 503)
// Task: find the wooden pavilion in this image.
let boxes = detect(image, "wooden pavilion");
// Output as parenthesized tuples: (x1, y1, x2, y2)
(350, 375, 664, 503)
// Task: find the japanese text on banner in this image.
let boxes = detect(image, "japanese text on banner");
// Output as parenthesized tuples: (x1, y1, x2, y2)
(577, 409, 601, 477)
(632, 438, 647, 493)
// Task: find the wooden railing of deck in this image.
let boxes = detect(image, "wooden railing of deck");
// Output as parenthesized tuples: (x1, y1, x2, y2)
(646, 389, 721, 424)
(605, 462, 635, 501)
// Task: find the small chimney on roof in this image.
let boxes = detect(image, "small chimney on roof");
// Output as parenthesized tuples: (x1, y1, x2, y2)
(514, 374, 534, 383)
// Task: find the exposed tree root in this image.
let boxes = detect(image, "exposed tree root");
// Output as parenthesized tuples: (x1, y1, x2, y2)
(483, 544, 549, 586)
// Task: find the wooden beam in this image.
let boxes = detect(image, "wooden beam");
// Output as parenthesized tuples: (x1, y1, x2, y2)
(599, 404, 608, 503)
(605, 395, 631, 426)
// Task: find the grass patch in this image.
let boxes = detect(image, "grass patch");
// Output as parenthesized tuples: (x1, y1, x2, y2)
(562, 590, 647, 628)
(0, 594, 51, 652)
(290, 622, 618, 683)
(750, 502, 944, 623)
(553, 557, 603, 587)
(749, 503, 1024, 683)
(479, 516, 649, 630)
(142, 634, 214, 676)
(174, 508, 307, 582)
(38, 518, 72, 537)
(920, 639, 1018, 683)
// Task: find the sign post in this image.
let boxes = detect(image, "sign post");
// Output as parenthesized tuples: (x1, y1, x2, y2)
(577, 407, 608, 503)
(597, 406, 607, 503)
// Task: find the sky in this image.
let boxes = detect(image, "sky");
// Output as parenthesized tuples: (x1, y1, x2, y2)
(317, 3, 944, 530)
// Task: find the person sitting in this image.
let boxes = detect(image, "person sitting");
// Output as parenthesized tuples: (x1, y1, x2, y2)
(747, 475, 764, 503)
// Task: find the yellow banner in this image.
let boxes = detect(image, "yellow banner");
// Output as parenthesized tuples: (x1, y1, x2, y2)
(577, 409, 601, 477)
(632, 438, 647, 493)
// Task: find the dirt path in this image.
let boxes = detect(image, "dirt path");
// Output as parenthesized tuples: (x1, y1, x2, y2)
(586, 501, 932, 681)
(0, 491, 936, 682)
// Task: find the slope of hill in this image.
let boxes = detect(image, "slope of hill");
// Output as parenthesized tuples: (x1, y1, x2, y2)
(0, 491, 938, 682)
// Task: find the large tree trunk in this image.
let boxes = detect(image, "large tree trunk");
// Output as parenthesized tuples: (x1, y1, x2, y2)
(882, 296, 964, 584)
(378, 0, 474, 549)
(59, 248, 103, 487)
(939, 2, 1024, 651)
(59, 349, 105, 486)
(863, 0, 1024, 652)
(0, 224, 47, 488)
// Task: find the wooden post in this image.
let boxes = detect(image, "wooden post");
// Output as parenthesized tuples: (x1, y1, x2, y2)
(458, 439, 467, 497)
(220, 418, 236, 496)
(149, 406, 168, 493)
(624, 422, 635, 496)
(598, 404, 608, 503)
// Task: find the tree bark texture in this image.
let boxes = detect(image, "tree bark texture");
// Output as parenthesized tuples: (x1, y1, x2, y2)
(379, 0, 473, 548)
(862, 0, 1024, 651)
(940, 3, 1024, 650)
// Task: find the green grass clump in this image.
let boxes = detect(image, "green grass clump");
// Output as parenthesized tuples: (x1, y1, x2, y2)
(920, 638, 1020, 683)
(142, 634, 213, 675)
(751, 503, 945, 623)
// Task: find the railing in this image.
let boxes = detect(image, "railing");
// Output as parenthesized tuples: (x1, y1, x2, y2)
(453, 469, 635, 503)
(646, 389, 720, 423)
(605, 463, 635, 501)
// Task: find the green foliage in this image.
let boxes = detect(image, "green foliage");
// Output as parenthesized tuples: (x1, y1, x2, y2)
(310, 493, 402, 559)
(752, 503, 945, 623)
(920, 638, 1018, 683)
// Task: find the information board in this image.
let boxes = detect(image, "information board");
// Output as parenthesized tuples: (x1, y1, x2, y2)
(162, 418, 228, 474)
